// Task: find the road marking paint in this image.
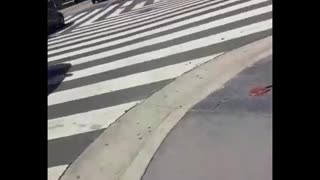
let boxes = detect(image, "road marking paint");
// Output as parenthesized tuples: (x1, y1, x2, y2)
(65, 12, 88, 24)
(48, 54, 223, 106)
(58, 19, 271, 74)
(56, 10, 101, 36)
(48, 101, 141, 140)
(51, 0, 211, 40)
(64, 11, 271, 83)
(73, 0, 200, 31)
(49, 3, 270, 62)
(78, 5, 118, 27)
(122, 0, 134, 7)
(64, 15, 73, 21)
(48, 0, 217, 43)
(49, 0, 267, 56)
(48, 0, 242, 49)
(132, 1, 146, 10)
(73, 8, 102, 25)
(108, 6, 125, 17)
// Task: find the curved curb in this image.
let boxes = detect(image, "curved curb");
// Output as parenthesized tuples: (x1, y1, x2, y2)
(60, 36, 272, 180)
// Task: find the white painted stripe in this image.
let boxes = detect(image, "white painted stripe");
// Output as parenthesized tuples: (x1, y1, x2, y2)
(98, 0, 176, 22)
(52, 11, 101, 37)
(48, 165, 68, 180)
(48, 0, 258, 56)
(64, 15, 73, 21)
(57, 0, 200, 35)
(47, 0, 238, 50)
(49, 0, 207, 45)
(122, 0, 134, 7)
(62, 0, 73, 5)
(48, 101, 141, 140)
(73, 0, 199, 31)
(48, 0, 216, 43)
(53, 27, 69, 36)
(49, 1, 271, 62)
(61, 10, 270, 82)
(65, 12, 88, 24)
(58, 10, 100, 36)
(63, 19, 271, 83)
(154, 0, 161, 3)
(49, 0, 201, 44)
(53, 0, 209, 40)
(78, 5, 117, 27)
(108, 6, 125, 17)
(73, 8, 102, 25)
(132, 1, 146, 10)
(48, 54, 223, 106)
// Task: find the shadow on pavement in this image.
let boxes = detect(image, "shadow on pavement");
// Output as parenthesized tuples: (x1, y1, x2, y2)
(48, 63, 72, 95)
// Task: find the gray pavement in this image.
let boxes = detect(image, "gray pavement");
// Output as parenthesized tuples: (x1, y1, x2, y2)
(142, 55, 272, 180)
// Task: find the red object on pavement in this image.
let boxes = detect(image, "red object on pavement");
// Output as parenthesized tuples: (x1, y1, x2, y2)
(250, 85, 272, 96)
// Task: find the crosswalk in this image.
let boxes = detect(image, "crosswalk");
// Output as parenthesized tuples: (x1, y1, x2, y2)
(53, 0, 165, 35)
(48, 0, 273, 179)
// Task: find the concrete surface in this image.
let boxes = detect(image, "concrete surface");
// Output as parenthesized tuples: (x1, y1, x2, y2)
(59, 36, 272, 180)
(142, 56, 272, 180)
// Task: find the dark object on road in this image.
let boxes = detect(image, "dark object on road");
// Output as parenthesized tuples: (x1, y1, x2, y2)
(250, 85, 272, 96)
(48, 7, 65, 35)
(48, 63, 72, 77)
(48, 63, 72, 95)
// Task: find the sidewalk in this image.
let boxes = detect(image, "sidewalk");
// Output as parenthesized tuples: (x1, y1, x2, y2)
(142, 55, 272, 180)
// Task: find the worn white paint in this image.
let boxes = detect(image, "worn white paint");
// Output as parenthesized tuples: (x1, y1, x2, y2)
(48, 101, 141, 140)
(78, 5, 117, 27)
(48, 54, 221, 106)
(48, 4, 271, 60)
(48, 0, 226, 45)
(65, 12, 88, 24)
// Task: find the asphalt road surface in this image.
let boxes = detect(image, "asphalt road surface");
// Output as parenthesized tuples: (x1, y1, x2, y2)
(47, 0, 273, 179)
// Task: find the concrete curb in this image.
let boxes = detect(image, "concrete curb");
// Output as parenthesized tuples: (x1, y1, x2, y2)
(60, 36, 272, 180)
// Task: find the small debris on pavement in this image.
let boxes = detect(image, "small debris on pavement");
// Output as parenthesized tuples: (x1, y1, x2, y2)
(250, 85, 272, 96)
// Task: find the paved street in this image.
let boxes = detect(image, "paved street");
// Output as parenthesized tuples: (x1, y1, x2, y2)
(48, 0, 272, 179)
